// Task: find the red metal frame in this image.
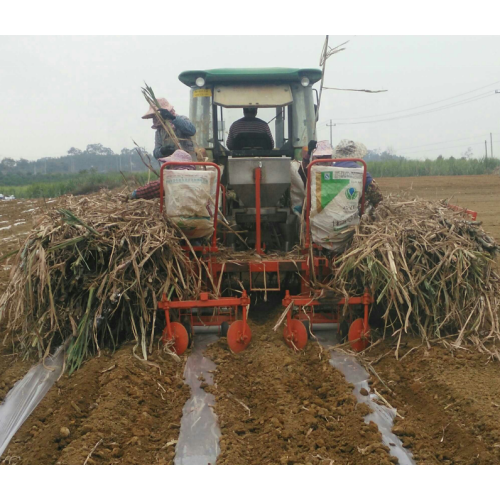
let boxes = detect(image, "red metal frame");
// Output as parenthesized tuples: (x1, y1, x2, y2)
(158, 290, 250, 343)
(447, 204, 477, 221)
(159, 161, 222, 251)
(255, 167, 263, 255)
(305, 158, 368, 249)
(282, 288, 373, 337)
(157, 157, 375, 353)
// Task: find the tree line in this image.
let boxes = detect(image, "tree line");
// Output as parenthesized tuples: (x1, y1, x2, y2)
(0, 144, 153, 183)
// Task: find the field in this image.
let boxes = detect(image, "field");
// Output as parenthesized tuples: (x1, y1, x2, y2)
(377, 174, 500, 242)
(0, 171, 152, 199)
(1, 173, 500, 465)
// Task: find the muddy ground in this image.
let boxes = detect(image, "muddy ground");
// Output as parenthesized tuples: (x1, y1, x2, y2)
(1, 345, 189, 465)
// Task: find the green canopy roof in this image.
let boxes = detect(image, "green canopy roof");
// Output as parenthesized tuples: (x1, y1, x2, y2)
(178, 68, 323, 87)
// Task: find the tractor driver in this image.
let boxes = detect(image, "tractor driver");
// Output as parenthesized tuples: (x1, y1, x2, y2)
(226, 107, 275, 150)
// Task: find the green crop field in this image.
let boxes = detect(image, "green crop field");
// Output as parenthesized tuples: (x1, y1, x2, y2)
(0, 171, 153, 199)
(368, 156, 500, 178)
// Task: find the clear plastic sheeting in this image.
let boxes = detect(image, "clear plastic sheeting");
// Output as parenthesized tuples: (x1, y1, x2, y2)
(174, 334, 221, 465)
(315, 330, 415, 465)
(0, 346, 65, 457)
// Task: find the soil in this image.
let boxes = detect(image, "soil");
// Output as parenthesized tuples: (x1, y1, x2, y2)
(0, 345, 32, 405)
(359, 339, 500, 464)
(1, 344, 189, 465)
(205, 307, 395, 465)
(0, 198, 50, 295)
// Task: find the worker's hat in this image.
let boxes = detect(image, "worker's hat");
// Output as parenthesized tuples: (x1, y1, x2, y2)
(142, 98, 176, 119)
(312, 140, 334, 158)
(333, 139, 367, 159)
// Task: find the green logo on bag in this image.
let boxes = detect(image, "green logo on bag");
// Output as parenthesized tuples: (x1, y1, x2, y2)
(345, 187, 358, 200)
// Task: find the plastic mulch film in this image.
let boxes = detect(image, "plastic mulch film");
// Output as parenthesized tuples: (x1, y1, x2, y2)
(315, 330, 415, 465)
(174, 334, 221, 465)
(0, 346, 65, 457)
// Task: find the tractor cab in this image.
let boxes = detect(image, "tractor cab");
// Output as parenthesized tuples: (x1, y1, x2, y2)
(178, 68, 322, 252)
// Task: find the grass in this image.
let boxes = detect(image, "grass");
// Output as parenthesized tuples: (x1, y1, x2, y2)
(368, 156, 500, 178)
(0, 172, 153, 198)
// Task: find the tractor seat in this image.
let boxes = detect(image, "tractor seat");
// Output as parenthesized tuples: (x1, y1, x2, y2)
(231, 132, 273, 151)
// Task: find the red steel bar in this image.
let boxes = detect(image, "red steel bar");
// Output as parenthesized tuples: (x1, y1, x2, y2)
(159, 161, 222, 250)
(447, 204, 477, 221)
(158, 290, 250, 311)
(255, 167, 262, 255)
(282, 289, 373, 308)
(305, 158, 368, 249)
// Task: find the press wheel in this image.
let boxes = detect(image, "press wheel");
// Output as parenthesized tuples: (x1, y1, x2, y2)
(283, 319, 308, 350)
(162, 322, 189, 355)
(348, 318, 371, 352)
(227, 320, 252, 353)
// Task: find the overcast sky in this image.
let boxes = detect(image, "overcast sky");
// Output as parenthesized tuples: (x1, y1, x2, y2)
(1, 36, 499, 161)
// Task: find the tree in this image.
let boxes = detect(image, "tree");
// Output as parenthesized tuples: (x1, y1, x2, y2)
(121, 148, 132, 155)
(16, 158, 30, 170)
(68, 147, 83, 155)
(85, 143, 114, 156)
(0, 157, 16, 169)
(462, 147, 473, 160)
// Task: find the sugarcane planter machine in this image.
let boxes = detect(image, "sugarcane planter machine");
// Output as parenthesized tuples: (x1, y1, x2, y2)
(158, 68, 373, 355)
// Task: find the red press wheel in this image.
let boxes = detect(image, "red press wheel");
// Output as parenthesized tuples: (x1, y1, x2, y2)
(162, 321, 189, 355)
(227, 320, 252, 353)
(283, 319, 308, 350)
(348, 318, 371, 352)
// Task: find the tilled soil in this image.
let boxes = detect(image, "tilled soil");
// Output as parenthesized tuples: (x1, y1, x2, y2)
(361, 339, 500, 464)
(0, 345, 32, 405)
(0, 199, 49, 295)
(205, 313, 395, 465)
(1, 344, 189, 465)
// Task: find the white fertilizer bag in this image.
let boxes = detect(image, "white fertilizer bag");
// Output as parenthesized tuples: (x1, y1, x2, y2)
(163, 170, 217, 239)
(290, 160, 305, 215)
(309, 165, 364, 252)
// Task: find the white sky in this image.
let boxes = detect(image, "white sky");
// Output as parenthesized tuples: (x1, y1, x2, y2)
(1, 35, 499, 161)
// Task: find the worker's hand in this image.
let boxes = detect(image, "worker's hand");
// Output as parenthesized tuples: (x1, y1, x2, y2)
(307, 140, 317, 155)
(226, 189, 238, 201)
(159, 108, 175, 121)
(160, 145, 176, 157)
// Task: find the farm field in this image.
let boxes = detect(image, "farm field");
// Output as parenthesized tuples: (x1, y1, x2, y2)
(377, 174, 500, 242)
(1, 173, 500, 465)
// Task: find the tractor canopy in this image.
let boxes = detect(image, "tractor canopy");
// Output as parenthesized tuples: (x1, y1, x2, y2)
(179, 68, 322, 161)
(178, 67, 323, 86)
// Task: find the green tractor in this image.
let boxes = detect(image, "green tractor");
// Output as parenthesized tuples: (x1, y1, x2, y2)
(178, 67, 322, 252)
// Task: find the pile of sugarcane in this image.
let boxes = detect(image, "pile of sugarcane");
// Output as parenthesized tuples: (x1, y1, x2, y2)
(328, 195, 500, 356)
(0, 191, 200, 372)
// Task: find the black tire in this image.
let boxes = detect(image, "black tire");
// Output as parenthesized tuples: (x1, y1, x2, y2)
(182, 320, 194, 348)
(302, 320, 313, 339)
(220, 321, 230, 338)
(340, 320, 349, 344)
